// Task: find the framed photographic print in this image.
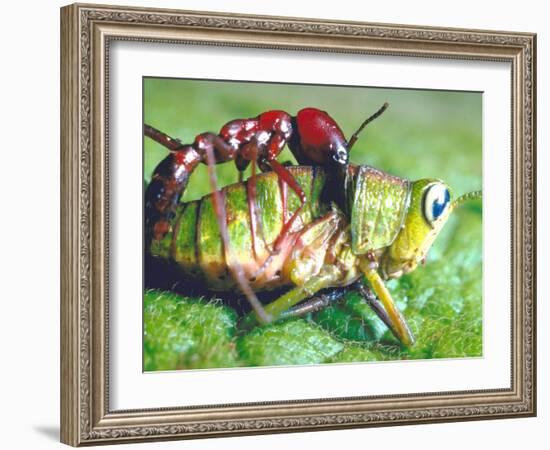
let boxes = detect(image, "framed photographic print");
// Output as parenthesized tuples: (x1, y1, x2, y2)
(60, 3, 536, 446)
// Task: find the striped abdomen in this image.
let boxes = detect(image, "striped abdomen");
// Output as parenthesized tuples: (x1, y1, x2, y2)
(150, 166, 329, 291)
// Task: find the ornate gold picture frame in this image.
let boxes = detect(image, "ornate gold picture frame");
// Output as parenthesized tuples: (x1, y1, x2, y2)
(60, 3, 536, 446)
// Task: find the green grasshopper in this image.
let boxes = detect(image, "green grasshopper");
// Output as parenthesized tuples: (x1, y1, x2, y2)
(144, 105, 481, 346)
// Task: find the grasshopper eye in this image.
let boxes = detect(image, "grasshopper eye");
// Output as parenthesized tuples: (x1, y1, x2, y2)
(423, 183, 451, 225)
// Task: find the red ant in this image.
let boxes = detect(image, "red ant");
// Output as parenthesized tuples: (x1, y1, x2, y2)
(145, 104, 388, 322)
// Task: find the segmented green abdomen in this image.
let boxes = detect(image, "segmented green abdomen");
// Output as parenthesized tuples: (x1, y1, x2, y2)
(349, 165, 411, 254)
(150, 166, 328, 290)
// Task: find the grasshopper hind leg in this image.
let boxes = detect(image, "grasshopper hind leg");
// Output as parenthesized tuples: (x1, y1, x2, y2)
(276, 281, 390, 327)
(278, 285, 353, 319)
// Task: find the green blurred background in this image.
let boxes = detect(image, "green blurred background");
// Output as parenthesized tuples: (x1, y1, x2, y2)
(143, 78, 482, 371)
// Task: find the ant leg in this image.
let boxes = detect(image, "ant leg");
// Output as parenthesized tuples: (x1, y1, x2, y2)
(249, 134, 308, 276)
(202, 143, 271, 324)
(267, 134, 308, 250)
(251, 158, 307, 277)
(239, 141, 272, 259)
(235, 154, 249, 183)
(144, 124, 184, 151)
(144, 124, 201, 249)
(269, 158, 307, 250)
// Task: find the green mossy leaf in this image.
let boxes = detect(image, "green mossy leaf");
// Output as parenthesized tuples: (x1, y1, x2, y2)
(236, 320, 344, 367)
(143, 291, 239, 370)
(330, 344, 397, 363)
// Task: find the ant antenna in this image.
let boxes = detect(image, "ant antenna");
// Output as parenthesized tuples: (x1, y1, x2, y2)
(347, 102, 389, 151)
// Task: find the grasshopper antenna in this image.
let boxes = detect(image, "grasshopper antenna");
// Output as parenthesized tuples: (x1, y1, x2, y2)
(450, 190, 482, 212)
(347, 102, 389, 151)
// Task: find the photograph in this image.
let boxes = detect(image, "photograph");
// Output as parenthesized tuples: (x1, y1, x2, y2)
(143, 78, 483, 371)
(58, 2, 536, 446)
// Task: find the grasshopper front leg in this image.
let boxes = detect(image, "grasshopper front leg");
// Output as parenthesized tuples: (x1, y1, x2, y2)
(361, 264, 415, 347)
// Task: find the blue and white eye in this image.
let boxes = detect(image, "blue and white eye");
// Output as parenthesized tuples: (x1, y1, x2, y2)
(423, 183, 451, 225)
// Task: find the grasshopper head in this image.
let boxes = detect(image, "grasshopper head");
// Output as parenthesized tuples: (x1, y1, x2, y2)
(380, 178, 471, 279)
